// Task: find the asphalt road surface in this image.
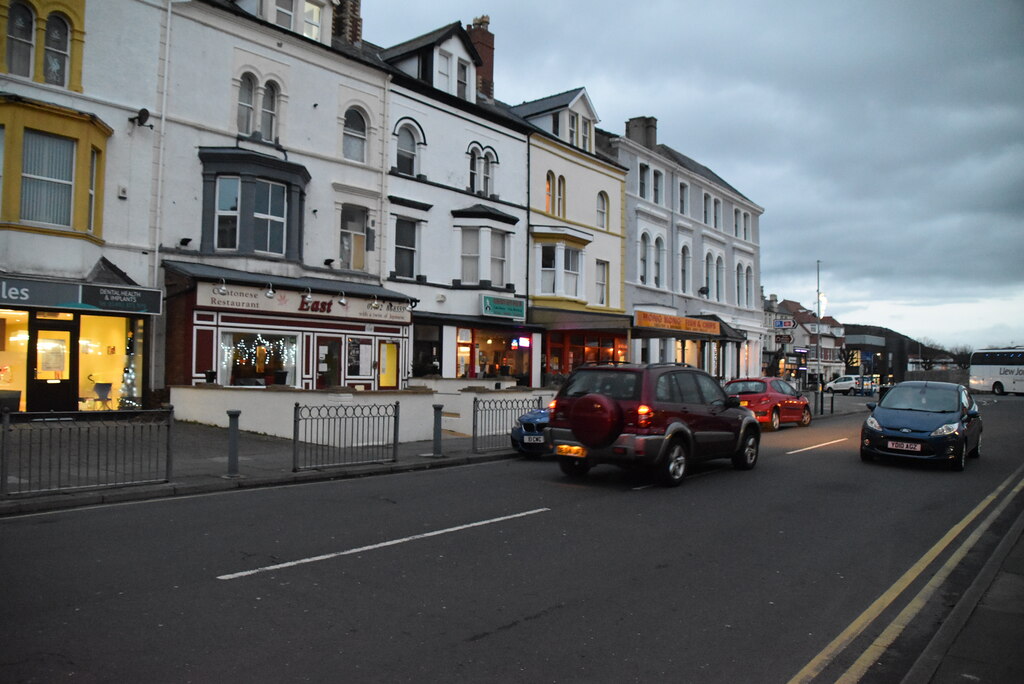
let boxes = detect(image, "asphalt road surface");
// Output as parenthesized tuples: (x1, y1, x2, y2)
(2, 396, 1022, 683)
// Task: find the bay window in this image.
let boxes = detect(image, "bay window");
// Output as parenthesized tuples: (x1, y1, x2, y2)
(21, 129, 74, 227)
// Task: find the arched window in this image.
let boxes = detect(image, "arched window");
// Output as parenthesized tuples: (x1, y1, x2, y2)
(482, 152, 494, 195)
(342, 108, 367, 162)
(734, 209, 741, 237)
(654, 237, 664, 287)
(743, 213, 751, 240)
(639, 233, 649, 284)
(557, 176, 566, 217)
(745, 266, 754, 308)
(6, 2, 35, 78)
(736, 264, 745, 307)
(397, 126, 417, 175)
(545, 171, 555, 213)
(716, 256, 724, 302)
(237, 73, 257, 134)
(705, 252, 714, 297)
(680, 245, 689, 293)
(469, 148, 479, 192)
(596, 191, 608, 230)
(261, 81, 279, 140)
(43, 13, 70, 86)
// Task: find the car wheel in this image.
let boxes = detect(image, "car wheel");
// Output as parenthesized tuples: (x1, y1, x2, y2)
(798, 407, 812, 427)
(768, 409, 780, 431)
(569, 393, 624, 448)
(657, 442, 688, 486)
(732, 431, 759, 470)
(559, 457, 591, 479)
(843, 389, 851, 396)
(950, 443, 966, 472)
(992, 382, 1005, 396)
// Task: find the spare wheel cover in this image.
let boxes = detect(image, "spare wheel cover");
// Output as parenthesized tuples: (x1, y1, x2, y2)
(569, 393, 624, 448)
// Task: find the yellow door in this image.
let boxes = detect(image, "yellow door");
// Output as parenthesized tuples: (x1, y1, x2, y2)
(378, 342, 398, 389)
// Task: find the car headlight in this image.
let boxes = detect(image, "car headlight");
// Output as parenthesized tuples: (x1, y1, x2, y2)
(931, 422, 959, 437)
(865, 416, 881, 431)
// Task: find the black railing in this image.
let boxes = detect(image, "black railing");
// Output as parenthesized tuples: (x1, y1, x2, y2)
(472, 396, 545, 453)
(1, 408, 174, 496)
(292, 402, 399, 471)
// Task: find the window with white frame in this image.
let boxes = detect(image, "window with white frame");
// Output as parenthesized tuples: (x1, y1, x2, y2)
(273, 0, 294, 29)
(704, 252, 714, 297)
(540, 244, 556, 293)
(490, 231, 506, 287)
(568, 112, 578, 146)
(596, 259, 609, 306)
(261, 81, 279, 141)
(545, 171, 555, 213)
(703, 193, 711, 224)
(215, 177, 240, 249)
(340, 204, 368, 270)
(582, 119, 591, 151)
(343, 108, 367, 162)
(43, 13, 70, 87)
(653, 170, 662, 204)
(469, 148, 479, 192)
(564, 247, 580, 297)
(639, 233, 649, 284)
(679, 182, 688, 215)
(734, 209, 741, 237)
(714, 199, 722, 229)
(482, 152, 494, 195)
(461, 227, 480, 283)
(395, 218, 417, 278)
(396, 126, 417, 175)
(639, 164, 649, 199)
(303, 2, 322, 39)
(237, 73, 256, 135)
(556, 176, 566, 217)
(745, 266, 754, 307)
(1, 125, 6, 214)
(87, 149, 97, 233)
(457, 60, 469, 99)
(551, 112, 559, 136)
(654, 236, 664, 287)
(743, 212, 750, 240)
(596, 191, 608, 230)
(437, 51, 450, 91)
(6, 2, 34, 78)
(236, 73, 280, 141)
(736, 264, 745, 307)
(253, 180, 287, 254)
(21, 129, 74, 227)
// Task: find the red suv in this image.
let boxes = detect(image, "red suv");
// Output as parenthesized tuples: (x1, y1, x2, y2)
(546, 363, 761, 486)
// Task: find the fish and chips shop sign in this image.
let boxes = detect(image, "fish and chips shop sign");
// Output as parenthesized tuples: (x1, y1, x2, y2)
(634, 311, 721, 336)
(0, 277, 162, 315)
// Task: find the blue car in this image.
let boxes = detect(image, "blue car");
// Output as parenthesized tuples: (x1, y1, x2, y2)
(510, 408, 550, 455)
(860, 381, 982, 471)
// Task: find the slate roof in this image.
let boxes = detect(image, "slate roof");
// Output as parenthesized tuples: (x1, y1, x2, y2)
(509, 88, 586, 119)
(655, 144, 749, 201)
(379, 21, 482, 66)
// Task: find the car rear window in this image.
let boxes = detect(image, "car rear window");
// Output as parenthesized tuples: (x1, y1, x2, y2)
(726, 381, 766, 394)
(880, 385, 958, 412)
(561, 370, 640, 400)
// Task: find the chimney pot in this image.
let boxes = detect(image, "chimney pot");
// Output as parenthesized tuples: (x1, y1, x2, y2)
(467, 16, 495, 100)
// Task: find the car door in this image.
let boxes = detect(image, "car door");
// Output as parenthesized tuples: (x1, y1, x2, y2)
(771, 379, 801, 422)
(693, 372, 742, 456)
(960, 387, 982, 453)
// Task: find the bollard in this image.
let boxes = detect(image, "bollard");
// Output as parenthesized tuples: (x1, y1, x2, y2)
(226, 409, 242, 478)
(432, 403, 444, 458)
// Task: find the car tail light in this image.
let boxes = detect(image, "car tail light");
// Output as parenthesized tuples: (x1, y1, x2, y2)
(637, 404, 653, 428)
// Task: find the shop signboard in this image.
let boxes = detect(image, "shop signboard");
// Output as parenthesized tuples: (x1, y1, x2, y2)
(197, 283, 411, 324)
(480, 295, 525, 320)
(0, 276, 162, 315)
(634, 311, 721, 336)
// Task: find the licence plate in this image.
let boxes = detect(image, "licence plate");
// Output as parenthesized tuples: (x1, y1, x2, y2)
(523, 435, 545, 444)
(888, 440, 921, 452)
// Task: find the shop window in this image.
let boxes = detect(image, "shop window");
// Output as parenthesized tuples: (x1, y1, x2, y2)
(347, 338, 373, 377)
(339, 204, 368, 270)
(220, 332, 296, 386)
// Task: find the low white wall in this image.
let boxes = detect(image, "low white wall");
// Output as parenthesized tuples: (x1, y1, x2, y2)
(169, 385, 556, 440)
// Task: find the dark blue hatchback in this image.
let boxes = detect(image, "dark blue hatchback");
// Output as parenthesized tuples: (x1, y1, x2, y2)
(860, 381, 982, 471)
(510, 408, 550, 456)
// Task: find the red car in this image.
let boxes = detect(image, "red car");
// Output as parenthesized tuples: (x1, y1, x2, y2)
(724, 377, 812, 430)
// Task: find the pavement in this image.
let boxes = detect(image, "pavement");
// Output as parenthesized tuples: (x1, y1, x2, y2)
(1, 395, 1021, 683)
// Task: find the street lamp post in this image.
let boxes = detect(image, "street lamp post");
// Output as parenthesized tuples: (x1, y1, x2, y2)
(816, 260, 823, 414)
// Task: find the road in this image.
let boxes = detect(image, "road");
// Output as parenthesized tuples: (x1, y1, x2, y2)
(2, 396, 1022, 683)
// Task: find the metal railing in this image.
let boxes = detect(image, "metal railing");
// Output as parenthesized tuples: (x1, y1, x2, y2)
(292, 402, 399, 471)
(1, 408, 174, 497)
(472, 396, 545, 453)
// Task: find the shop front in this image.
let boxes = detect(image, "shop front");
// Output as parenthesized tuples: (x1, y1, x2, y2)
(633, 311, 748, 380)
(412, 294, 541, 386)
(163, 262, 412, 391)
(0, 276, 161, 412)
(529, 307, 632, 386)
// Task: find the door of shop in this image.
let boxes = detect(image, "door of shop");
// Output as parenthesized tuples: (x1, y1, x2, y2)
(378, 342, 398, 389)
(27, 312, 79, 411)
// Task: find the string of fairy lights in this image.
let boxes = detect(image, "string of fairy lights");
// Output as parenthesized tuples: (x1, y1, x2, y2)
(219, 334, 297, 369)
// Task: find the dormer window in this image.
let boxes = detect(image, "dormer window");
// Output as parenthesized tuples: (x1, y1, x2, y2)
(568, 113, 578, 146)
(457, 60, 470, 99)
(303, 3, 322, 40)
(551, 113, 559, 136)
(581, 119, 591, 151)
(273, 0, 294, 29)
(438, 51, 451, 91)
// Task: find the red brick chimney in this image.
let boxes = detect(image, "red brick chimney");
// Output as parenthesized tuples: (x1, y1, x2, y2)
(332, 0, 363, 45)
(467, 15, 494, 100)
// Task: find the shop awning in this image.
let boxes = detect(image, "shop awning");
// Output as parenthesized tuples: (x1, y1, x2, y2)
(631, 311, 748, 341)
(529, 307, 633, 332)
(414, 310, 545, 332)
(163, 260, 417, 304)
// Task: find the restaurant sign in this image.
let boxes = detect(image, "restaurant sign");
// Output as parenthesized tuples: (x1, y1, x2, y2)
(197, 283, 411, 324)
(634, 311, 721, 336)
(0, 276, 162, 315)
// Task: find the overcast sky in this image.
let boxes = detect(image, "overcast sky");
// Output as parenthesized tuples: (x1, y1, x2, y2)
(360, 1, 1024, 351)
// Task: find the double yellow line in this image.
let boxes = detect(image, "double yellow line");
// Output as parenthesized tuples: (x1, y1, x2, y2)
(789, 462, 1024, 683)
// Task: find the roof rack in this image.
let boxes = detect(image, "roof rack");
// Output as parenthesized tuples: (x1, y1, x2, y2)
(646, 362, 693, 369)
(577, 360, 635, 367)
